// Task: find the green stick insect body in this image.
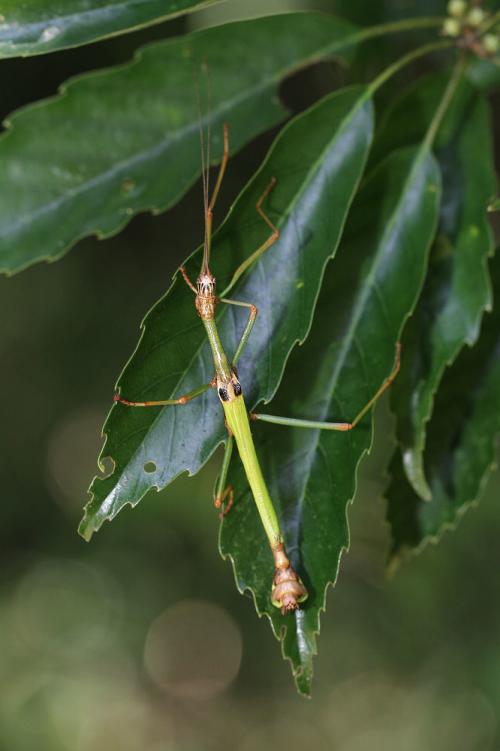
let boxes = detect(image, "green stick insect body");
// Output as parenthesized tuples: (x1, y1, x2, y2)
(195, 273, 308, 612)
(116, 124, 308, 612)
(115, 124, 400, 613)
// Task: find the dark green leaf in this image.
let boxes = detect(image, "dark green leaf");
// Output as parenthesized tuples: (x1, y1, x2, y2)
(80, 86, 375, 540)
(377, 74, 495, 499)
(466, 57, 500, 92)
(220, 145, 441, 694)
(0, 0, 217, 58)
(372, 72, 473, 163)
(0, 12, 357, 275)
(387, 251, 500, 567)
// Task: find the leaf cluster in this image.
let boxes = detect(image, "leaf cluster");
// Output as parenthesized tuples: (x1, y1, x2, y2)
(1, 0, 499, 694)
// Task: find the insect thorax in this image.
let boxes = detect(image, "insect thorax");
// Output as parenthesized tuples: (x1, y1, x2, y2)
(217, 372, 243, 403)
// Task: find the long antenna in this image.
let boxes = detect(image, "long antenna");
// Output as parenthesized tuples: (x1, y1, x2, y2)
(194, 61, 229, 278)
(194, 62, 212, 276)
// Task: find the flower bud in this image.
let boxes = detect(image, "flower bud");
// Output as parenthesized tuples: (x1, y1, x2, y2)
(443, 17, 462, 36)
(447, 0, 467, 18)
(483, 33, 499, 54)
(467, 7, 485, 27)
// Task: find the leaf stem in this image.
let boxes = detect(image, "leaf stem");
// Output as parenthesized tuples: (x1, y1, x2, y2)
(345, 16, 447, 47)
(422, 55, 467, 150)
(478, 10, 500, 36)
(367, 39, 454, 95)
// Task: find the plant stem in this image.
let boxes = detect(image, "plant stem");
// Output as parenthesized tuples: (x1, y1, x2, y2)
(423, 55, 467, 150)
(350, 16, 446, 46)
(322, 17, 446, 61)
(478, 10, 500, 36)
(368, 39, 454, 95)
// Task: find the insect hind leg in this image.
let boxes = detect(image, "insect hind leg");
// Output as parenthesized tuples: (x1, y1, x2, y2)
(114, 379, 216, 407)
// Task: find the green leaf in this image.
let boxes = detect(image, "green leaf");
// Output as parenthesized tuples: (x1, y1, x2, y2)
(0, 0, 217, 58)
(80, 86, 375, 540)
(386, 250, 500, 567)
(371, 72, 473, 162)
(466, 56, 500, 92)
(378, 75, 495, 499)
(0, 12, 357, 275)
(220, 144, 441, 694)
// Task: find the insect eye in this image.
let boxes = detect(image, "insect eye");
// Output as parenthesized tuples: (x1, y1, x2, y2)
(233, 381, 242, 396)
(218, 387, 229, 402)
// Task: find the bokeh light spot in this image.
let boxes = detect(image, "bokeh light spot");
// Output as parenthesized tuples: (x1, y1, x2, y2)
(144, 599, 242, 700)
(46, 406, 107, 512)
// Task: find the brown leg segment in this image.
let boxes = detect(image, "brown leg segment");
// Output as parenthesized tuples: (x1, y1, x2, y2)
(214, 484, 234, 519)
(114, 379, 216, 407)
(179, 265, 198, 294)
(219, 177, 281, 298)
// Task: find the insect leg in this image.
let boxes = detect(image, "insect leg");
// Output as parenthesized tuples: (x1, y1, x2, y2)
(348, 342, 401, 428)
(251, 414, 353, 431)
(114, 379, 216, 407)
(219, 297, 257, 365)
(214, 434, 234, 518)
(219, 177, 280, 298)
(178, 265, 198, 294)
(252, 343, 401, 430)
(208, 123, 229, 214)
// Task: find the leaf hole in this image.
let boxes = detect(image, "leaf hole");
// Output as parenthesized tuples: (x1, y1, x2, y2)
(98, 455, 115, 478)
(144, 461, 157, 474)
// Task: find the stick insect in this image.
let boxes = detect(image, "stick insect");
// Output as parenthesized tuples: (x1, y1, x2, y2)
(114, 123, 401, 614)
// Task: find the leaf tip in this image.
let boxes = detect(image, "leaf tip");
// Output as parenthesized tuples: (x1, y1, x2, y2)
(77, 515, 94, 542)
(402, 450, 432, 501)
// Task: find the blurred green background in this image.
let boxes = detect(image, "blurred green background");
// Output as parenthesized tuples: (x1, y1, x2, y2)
(0, 1, 499, 748)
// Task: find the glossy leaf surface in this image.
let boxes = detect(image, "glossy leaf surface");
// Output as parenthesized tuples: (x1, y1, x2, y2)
(0, 0, 217, 58)
(387, 251, 500, 565)
(378, 74, 495, 498)
(0, 12, 357, 274)
(466, 57, 500, 92)
(220, 145, 441, 694)
(80, 86, 374, 540)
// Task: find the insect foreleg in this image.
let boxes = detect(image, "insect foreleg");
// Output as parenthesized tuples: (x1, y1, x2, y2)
(219, 297, 258, 365)
(114, 379, 216, 407)
(219, 177, 280, 298)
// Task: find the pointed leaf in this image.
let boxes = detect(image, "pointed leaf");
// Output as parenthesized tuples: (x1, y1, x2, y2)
(220, 145, 441, 694)
(80, 86, 375, 539)
(466, 56, 500, 92)
(0, 0, 217, 58)
(0, 12, 357, 274)
(387, 251, 500, 565)
(378, 75, 496, 498)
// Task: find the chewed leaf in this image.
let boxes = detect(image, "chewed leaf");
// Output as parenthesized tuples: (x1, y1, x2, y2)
(80, 86, 375, 540)
(387, 251, 500, 566)
(377, 74, 495, 499)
